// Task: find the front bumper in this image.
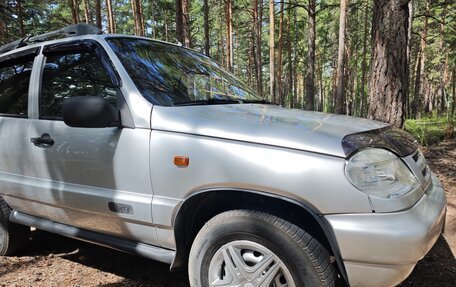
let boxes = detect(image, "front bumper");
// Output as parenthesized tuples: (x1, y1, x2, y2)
(326, 174, 446, 287)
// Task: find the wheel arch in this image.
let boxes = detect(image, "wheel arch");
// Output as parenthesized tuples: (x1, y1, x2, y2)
(171, 188, 348, 285)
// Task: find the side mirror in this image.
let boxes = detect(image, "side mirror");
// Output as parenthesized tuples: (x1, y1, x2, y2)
(62, 96, 121, 128)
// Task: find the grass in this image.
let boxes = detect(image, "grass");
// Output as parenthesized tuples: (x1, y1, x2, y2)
(405, 115, 454, 146)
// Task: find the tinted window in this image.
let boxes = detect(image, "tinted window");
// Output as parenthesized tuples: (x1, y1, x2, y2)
(107, 38, 261, 106)
(41, 51, 117, 119)
(0, 58, 33, 116)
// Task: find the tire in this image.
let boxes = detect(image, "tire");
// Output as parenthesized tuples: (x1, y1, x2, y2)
(189, 210, 337, 287)
(0, 196, 30, 255)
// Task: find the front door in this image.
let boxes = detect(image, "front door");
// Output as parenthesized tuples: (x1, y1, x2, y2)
(30, 41, 157, 244)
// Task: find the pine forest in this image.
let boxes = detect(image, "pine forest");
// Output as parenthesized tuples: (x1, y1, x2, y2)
(0, 0, 455, 133)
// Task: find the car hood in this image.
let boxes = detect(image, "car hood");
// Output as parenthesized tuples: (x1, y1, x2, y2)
(151, 104, 389, 157)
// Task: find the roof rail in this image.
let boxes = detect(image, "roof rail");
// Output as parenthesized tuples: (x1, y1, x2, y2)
(0, 24, 102, 55)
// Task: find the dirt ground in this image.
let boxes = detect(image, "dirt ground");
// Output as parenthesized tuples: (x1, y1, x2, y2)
(0, 140, 455, 287)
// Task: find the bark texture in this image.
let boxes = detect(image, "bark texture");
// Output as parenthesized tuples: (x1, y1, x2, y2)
(368, 0, 409, 128)
(95, 0, 102, 29)
(360, 0, 370, 117)
(182, 0, 191, 47)
(176, 0, 191, 47)
(132, 0, 145, 36)
(106, 0, 116, 33)
(176, 0, 183, 43)
(203, 0, 210, 56)
(305, 0, 316, 111)
(225, 0, 233, 70)
(269, 0, 276, 103)
(254, 0, 263, 96)
(70, 0, 80, 24)
(83, 0, 91, 24)
(17, 0, 25, 36)
(334, 0, 348, 114)
(277, 1, 285, 105)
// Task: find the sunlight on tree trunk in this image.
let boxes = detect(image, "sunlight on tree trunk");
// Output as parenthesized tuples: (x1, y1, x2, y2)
(269, 0, 276, 103)
(368, 0, 408, 128)
(334, 0, 348, 115)
(106, 0, 115, 33)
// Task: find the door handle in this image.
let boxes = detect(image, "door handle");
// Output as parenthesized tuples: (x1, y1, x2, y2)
(31, 133, 54, 148)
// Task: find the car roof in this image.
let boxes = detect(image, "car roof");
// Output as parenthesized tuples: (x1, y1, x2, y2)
(0, 24, 186, 60)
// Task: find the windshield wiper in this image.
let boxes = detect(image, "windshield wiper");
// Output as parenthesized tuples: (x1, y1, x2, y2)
(173, 98, 243, 106)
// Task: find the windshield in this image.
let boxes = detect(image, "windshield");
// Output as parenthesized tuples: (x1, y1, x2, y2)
(107, 37, 263, 106)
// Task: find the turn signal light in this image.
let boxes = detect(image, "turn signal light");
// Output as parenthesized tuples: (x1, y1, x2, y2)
(174, 156, 189, 167)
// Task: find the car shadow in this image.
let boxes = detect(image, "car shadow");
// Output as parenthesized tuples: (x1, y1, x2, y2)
(11, 229, 455, 287)
(398, 235, 456, 287)
(17, 229, 190, 286)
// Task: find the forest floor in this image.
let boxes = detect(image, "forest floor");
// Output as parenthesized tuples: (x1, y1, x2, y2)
(0, 140, 455, 287)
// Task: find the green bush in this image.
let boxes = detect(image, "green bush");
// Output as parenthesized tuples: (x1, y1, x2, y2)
(405, 116, 454, 146)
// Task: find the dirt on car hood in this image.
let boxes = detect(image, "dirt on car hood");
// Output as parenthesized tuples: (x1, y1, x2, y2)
(151, 104, 388, 157)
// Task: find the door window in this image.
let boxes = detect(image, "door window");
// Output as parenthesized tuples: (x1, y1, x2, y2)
(40, 51, 117, 119)
(0, 58, 33, 117)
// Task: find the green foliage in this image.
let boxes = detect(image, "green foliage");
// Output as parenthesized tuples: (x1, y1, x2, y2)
(405, 116, 454, 146)
(0, 0, 454, 145)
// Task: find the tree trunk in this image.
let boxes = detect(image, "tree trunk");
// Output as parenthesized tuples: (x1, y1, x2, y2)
(254, 0, 263, 97)
(277, 1, 285, 106)
(16, 0, 25, 37)
(412, 0, 429, 118)
(70, 0, 80, 24)
(305, 0, 316, 111)
(319, 58, 324, 111)
(95, 0, 101, 29)
(132, 0, 138, 35)
(203, 0, 210, 56)
(225, 0, 233, 71)
(0, 12, 7, 43)
(437, 7, 447, 114)
(447, 69, 455, 139)
(360, 0, 369, 117)
(286, 1, 293, 108)
(132, 0, 145, 36)
(452, 70, 455, 117)
(0, 1, 9, 43)
(292, 0, 298, 108)
(176, 0, 183, 43)
(248, 30, 255, 86)
(164, 12, 169, 42)
(106, 0, 116, 33)
(350, 7, 359, 117)
(368, 0, 408, 128)
(269, 0, 276, 103)
(334, 0, 348, 114)
(182, 0, 191, 47)
(83, 0, 91, 24)
(405, 0, 413, 118)
(139, 0, 145, 35)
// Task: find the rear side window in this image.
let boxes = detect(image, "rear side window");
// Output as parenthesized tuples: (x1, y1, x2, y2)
(0, 58, 33, 117)
(40, 52, 117, 119)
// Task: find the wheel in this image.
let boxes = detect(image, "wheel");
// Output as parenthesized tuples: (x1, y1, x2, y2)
(189, 210, 337, 287)
(0, 196, 30, 255)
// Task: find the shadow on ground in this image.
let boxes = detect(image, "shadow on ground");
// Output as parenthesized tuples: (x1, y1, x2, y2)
(18, 229, 190, 286)
(8, 228, 455, 286)
(398, 235, 455, 287)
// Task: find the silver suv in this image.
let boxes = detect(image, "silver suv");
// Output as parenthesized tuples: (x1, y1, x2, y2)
(0, 25, 446, 287)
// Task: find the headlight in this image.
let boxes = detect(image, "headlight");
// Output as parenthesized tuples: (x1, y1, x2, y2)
(345, 148, 419, 198)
